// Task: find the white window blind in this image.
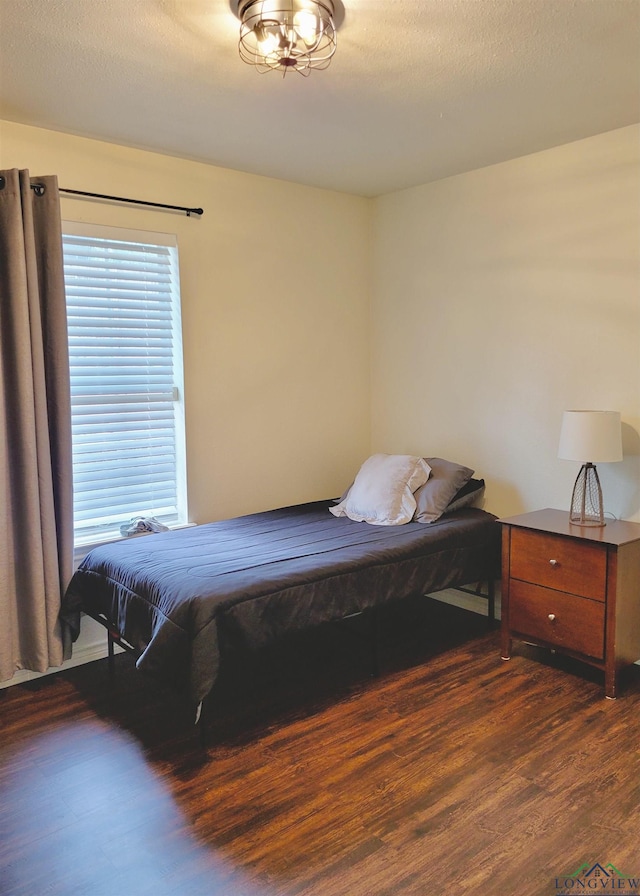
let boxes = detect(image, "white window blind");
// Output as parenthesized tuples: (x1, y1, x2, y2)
(63, 224, 187, 545)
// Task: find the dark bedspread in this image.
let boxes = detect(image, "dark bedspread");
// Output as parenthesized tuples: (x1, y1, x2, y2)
(62, 501, 499, 703)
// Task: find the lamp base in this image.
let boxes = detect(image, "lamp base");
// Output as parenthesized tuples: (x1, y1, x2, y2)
(568, 463, 605, 527)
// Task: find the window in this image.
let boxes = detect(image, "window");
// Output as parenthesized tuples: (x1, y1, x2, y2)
(62, 223, 187, 545)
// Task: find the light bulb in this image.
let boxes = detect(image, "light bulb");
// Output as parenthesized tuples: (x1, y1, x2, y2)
(293, 9, 319, 45)
(255, 21, 280, 54)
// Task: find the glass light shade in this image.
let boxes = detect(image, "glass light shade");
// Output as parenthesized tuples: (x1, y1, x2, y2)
(236, 0, 337, 76)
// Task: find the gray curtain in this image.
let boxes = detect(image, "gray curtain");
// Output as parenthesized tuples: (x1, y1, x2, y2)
(0, 169, 74, 681)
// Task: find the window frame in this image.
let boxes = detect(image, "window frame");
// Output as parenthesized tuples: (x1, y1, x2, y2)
(62, 220, 188, 549)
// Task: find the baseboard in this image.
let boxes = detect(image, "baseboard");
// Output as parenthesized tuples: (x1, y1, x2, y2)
(431, 587, 501, 618)
(5, 589, 636, 691)
(1, 587, 499, 691)
(0, 632, 121, 690)
(11, 588, 640, 689)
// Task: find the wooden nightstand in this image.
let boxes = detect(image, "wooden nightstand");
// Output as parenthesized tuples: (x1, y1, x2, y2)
(500, 509, 640, 698)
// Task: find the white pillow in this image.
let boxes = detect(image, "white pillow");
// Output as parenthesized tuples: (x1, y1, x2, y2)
(330, 454, 431, 526)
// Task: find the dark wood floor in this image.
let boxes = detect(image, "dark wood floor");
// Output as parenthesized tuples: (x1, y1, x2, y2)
(2, 597, 640, 896)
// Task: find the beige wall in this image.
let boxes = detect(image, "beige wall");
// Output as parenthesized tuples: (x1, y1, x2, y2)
(5, 119, 636, 525)
(0, 120, 372, 523)
(372, 125, 640, 521)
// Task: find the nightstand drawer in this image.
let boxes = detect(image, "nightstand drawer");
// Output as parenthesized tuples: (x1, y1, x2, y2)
(510, 580, 605, 660)
(510, 528, 607, 601)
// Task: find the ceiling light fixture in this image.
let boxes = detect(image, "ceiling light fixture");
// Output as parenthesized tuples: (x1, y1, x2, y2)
(233, 0, 339, 77)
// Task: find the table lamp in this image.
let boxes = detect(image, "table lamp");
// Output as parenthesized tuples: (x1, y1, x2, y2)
(558, 410, 623, 526)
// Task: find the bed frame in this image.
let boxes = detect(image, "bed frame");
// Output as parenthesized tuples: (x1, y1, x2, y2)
(85, 577, 495, 746)
(98, 579, 495, 672)
(62, 501, 500, 746)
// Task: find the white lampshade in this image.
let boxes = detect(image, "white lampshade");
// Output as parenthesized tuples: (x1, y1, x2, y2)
(558, 410, 623, 463)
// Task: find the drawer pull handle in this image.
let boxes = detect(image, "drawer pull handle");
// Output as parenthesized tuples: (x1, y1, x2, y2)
(548, 613, 556, 622)
(549, 559, 558, 567)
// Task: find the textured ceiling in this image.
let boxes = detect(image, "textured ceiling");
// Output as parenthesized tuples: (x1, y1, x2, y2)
(0, 0, 639, 196)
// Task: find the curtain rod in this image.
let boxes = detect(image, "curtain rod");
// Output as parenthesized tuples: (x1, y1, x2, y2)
(26, 181, 204, 217)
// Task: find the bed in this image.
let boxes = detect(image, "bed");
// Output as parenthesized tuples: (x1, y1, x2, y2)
(61, 496, 500, 715)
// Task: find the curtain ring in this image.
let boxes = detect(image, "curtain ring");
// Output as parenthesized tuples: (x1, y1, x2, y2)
(32, 183, 46, 197)
(0, 176, 5, 191)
